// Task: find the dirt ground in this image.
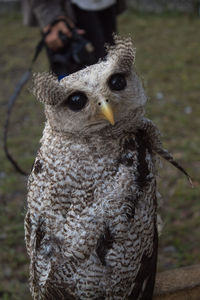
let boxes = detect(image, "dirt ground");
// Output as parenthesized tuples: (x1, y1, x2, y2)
(0, 9, 200, 299)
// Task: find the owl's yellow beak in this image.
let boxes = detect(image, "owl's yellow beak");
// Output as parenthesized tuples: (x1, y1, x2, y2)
(99, 99, 115, 126)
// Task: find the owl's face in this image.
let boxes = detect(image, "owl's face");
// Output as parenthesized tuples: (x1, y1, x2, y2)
(33, 37, 147, 135)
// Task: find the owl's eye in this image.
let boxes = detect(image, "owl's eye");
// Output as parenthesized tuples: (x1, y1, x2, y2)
(108, 73, 127, 91)
(66, 92, 88, 111)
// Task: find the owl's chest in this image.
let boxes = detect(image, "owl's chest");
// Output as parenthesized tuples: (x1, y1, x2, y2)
(64, 136, 139, 190)
(66, 131, 153, 187)
(34, 131, 155, 213)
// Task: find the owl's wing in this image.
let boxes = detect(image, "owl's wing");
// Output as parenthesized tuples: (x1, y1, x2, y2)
(140, 118, 192, 186)
(24, 211, 31, 257)
(25, 210, 53, 298)
(129, 225, 158, 300)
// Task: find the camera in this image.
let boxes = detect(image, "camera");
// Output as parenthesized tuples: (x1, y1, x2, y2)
(46, 29, 96, 76)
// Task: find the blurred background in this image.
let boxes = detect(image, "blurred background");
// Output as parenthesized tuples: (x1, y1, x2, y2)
(0, 0, 200, 299)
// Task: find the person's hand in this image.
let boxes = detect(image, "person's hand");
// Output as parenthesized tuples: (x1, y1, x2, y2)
(43, 16, 84, 51)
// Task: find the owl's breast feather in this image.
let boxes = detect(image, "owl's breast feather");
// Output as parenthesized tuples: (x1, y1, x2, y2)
(27, 126, 158, 299)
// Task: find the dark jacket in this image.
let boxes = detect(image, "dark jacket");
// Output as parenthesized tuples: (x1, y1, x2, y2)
(22, 0, 127, 27)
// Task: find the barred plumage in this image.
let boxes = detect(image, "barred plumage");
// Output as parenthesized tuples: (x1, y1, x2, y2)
(25, 36, 189, 300)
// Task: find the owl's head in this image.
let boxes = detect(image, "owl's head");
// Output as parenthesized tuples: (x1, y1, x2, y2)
(33, 36, 147, 135)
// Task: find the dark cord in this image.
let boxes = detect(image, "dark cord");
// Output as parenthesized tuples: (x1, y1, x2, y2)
(3, 33, 48, 176)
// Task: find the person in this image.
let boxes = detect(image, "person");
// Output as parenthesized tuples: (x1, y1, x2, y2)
(22, 0, 127, 75)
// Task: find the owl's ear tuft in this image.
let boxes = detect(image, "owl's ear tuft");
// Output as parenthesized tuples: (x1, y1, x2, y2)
(32, 72, 65, 106)
(106, 35, 135, 71)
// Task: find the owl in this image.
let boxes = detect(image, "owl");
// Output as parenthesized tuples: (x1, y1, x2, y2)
(25, 36, 190, 300)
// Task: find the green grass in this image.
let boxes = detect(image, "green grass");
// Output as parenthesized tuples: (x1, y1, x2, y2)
(0, 9, 200, 298)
